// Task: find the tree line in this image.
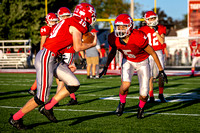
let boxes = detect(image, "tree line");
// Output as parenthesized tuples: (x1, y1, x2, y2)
(0, 0, 187, 49)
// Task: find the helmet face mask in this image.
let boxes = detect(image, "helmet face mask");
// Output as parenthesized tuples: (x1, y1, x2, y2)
(114, 14, 134, 38)
(115, 24, 132, 38)
(144, 11, 158, 27)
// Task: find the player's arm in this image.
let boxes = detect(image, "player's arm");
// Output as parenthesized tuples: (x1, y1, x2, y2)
(99, 47, 116, 78)
(70, 26, 97, 52)
(156, 33, 165, 45)
(144, 45, 163, 71)
(144, 44, 168, 83)
(40, 36, 48, 50)
(105, 47, 116, 67)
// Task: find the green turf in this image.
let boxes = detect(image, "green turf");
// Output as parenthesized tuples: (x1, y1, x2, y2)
(0, 73, 200, 132)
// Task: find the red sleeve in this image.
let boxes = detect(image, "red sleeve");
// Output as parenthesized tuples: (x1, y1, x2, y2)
(159, 25, 166, 35)
(40, 26, 51, 36)
(108, 32, 116, 48)
(70, 17, 88, 34)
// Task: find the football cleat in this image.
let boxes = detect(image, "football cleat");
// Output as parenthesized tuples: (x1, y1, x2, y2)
(148, 97, 155, 103)
(158, 94, 167, 103)
(66, 98, 78, 106)
(137, 107, 144, 119)
(28, 88, 36, 96)
(9, 114, 27, 130)
(39, 105, 58, 123)
(115, 102, 125, 116)
(190, 73, 194, 77)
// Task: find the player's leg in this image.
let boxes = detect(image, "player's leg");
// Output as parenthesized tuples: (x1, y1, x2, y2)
(9, 48, 56, 129)
(92, 56, 99, 79)
(148, 55, 155, 102)
(136, 58, 150, 119)
(86, 57, 92, 79)
(54, 78, 64, 106)
(28, 79, 37, 96)
(191, 57, 198, 77)
(42, 63, 80, 120)
(116, 59, 133, 116)
(156, 50, 166, 102)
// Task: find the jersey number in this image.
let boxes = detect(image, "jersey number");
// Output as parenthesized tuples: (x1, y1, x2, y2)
(147, 33, 158, 46)
(49, 20, 65, 38)
(122, 50, 136, 58)
(79, 19, 86, 27)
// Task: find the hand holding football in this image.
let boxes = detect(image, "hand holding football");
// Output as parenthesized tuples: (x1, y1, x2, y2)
(82, 32, 95, 43)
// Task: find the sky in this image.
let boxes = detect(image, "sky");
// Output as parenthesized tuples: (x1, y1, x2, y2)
(133, 0, 188, 20)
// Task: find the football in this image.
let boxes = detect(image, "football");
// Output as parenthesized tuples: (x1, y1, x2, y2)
(82, 32, 95, 43)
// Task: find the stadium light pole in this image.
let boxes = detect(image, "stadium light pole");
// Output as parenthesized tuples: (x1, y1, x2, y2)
(45, 0, 48, 16)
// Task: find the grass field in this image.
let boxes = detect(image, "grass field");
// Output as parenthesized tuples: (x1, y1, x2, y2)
(0, 73, 200, 132)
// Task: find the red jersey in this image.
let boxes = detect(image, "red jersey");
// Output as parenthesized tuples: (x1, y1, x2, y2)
(40, 26, 51, 36)
(108, 30, 149, 62)
(43, 16, 88, 55)
(63, 46, 75, 53)
(139, 24, 166, 51)
(190, 43, 200, 57)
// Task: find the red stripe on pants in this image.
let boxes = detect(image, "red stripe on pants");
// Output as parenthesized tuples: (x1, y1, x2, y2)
(42, 50, 49, 102)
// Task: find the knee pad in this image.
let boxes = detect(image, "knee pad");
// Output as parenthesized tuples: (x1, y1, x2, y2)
(66, 85, 80, 94)
(34, 96, 44, 105)
(159, 76, 164, 87)
(139, 95, 148, 102)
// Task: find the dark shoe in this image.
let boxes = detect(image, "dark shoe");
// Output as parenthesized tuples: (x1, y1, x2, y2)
(190, 73, 194, 77)
(9, 114, 27, 130)
(158, 94, 167, 103)
(137, 107, 144, 119)
(66, 98, 78, 106)
(87, 76, 90, 79)
(115, 102, 125, 116)
(148, 97, 155, 103)
(38, 105, 58, 123)
(54, 103, 59, 107)
(28, 88, 36, 96)
(92, 75, 96, 79)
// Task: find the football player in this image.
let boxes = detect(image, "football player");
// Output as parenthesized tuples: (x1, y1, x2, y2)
(139, 11, 168, 103)
(9, 3, 97, 129)
(99, 14, 167, 119)
(55, 7, 78, 106)
(28, 13, 58, 96)
(190, 41, 200, 77)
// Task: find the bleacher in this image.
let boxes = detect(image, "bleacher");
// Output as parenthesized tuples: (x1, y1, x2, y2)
(0, 53, 28, 68)
(0, 40, 31, 69)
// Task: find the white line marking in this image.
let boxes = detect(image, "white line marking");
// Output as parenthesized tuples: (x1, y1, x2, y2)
(1, 106, 199, 116)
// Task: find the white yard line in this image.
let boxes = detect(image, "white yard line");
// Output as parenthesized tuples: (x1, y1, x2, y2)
(0, 105, 199, 116)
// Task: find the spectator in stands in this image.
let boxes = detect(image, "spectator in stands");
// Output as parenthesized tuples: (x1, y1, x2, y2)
(178, 49, 182, 65)
(0, 49, 3, 59)
(17, 48, 24, 53)
(185, 47, 189, 66)
(174, 49, 179, 66)
(6, 48, 11, 53)
(26, 48, 32, 68)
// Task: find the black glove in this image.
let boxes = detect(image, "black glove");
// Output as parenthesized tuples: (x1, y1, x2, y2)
(156, 70, 168, 83)
(99, 66, 108, 78)
(152, 26, 158, 32)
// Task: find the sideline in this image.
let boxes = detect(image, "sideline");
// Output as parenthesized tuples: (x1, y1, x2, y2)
(0, 69, 200, 76)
